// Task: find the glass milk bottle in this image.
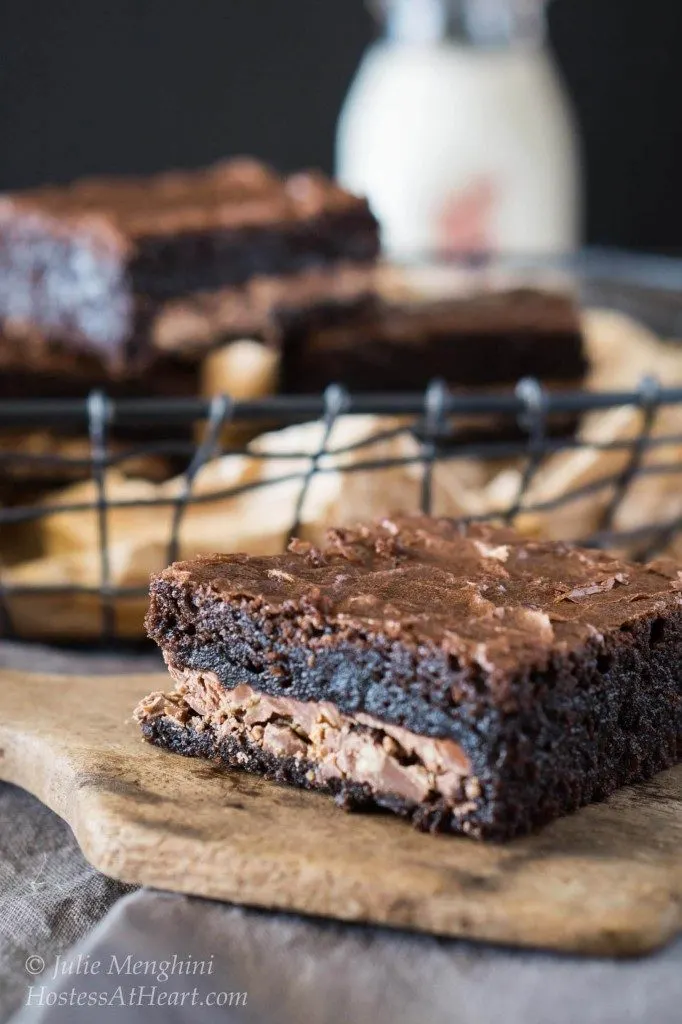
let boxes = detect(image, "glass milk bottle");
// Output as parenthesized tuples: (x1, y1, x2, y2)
(336, 0, 581, 256)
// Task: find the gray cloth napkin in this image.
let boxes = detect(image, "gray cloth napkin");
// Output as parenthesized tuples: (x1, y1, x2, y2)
(0, 784, 133, 1022)
(4, 642, 682, 1023)
(0, 642, 152, 1022)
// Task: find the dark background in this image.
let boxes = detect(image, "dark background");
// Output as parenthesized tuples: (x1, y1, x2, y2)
(1, 0, 681, 252)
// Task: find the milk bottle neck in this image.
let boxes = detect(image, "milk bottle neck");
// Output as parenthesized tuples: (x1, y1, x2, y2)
(375, 0, 547, 48)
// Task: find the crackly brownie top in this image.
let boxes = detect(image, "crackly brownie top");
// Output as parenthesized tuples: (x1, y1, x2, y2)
(0, 158, 372, 246)
(148, 515, 682, 674)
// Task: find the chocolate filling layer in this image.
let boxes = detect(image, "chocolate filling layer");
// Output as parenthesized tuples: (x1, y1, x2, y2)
(134, 666, 477, 809)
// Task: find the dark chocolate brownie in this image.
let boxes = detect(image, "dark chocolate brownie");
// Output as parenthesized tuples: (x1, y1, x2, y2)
(0, 159, 379, 370)
(275, 288, 587, 394)
(139, 515, 682, 840)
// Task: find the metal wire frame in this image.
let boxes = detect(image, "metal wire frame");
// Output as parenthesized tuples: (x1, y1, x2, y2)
(1, 378, 682, 641)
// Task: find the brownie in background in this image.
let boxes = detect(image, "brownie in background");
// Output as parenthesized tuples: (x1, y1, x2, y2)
(275, 286, 588, 395)
(0, 158, 379, 376)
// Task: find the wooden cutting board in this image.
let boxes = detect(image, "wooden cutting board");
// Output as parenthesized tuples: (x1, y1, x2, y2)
(2, 665, 682, 958)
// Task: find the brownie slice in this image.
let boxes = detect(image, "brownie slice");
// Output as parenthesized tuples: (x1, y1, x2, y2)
(139, 515, 682, 840)
(275, 287, 587, 394)
(0, 159, 379, 371)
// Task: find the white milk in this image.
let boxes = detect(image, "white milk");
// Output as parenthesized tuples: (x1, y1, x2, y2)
(336, 0, 581, 256)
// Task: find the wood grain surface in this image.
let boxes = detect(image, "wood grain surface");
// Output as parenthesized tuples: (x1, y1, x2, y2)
(2, 665, 682, 957)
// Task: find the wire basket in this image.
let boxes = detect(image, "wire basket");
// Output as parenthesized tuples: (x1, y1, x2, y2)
(2, 376, 682, 643)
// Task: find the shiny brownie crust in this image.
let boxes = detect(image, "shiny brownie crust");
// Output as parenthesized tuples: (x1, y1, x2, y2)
(145, 515, 682, 840)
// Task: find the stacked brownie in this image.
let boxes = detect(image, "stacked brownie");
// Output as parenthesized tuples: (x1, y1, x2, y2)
(138, 514, 682, 840)
(0, 160, 379, 497)
(0, 158, 380, 393)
